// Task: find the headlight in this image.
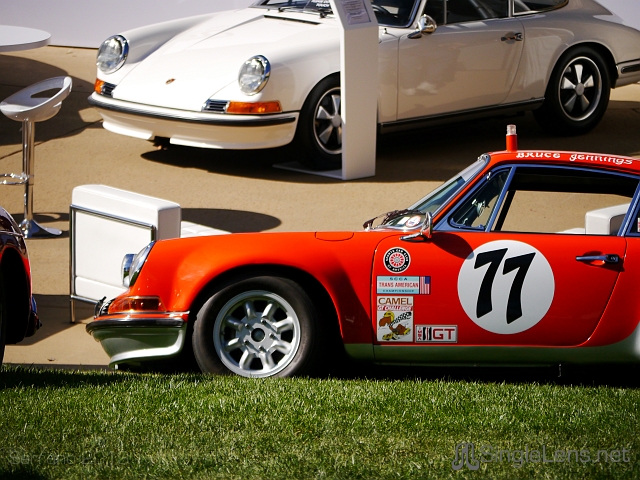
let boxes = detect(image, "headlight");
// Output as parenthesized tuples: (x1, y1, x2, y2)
(238, 56, 271, 95)
(122, 241, 154, 287)
(97, 35, 129, 74)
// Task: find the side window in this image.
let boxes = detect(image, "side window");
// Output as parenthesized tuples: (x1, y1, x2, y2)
(514, 0, 567, 15)
(625, 203, 640, 236)
(491, 167, 638, 235)
(446, 0, 508, 24)
(449, 170, 509, 230)
(424, 0, 445, 25)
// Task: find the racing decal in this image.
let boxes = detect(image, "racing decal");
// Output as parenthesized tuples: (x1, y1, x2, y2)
(377, 276, 431, 294)
(383, 247, 411, 273)
(377, 296, 413, 342)
(568, 153, 633, 166)
(457, 240, 554, 335)
(516, 152, 561, 159)
(405, 215, 422, 228)
(415, 325, 457, 343)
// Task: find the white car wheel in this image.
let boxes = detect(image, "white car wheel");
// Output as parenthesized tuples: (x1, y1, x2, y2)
(534, 47, 611, 135)
(295, 74, 342, 170)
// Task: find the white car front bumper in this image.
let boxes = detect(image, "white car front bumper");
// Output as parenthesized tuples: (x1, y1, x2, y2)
(88, 93, 299, 150)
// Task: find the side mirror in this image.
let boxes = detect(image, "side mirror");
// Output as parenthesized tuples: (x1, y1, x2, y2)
(401, 212, 433, 241)
(408, 14, 437, 39)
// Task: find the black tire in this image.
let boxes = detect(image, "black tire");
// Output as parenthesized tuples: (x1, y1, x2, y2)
(295, 74, 342, 171)
(534, 47, 611, 136)
(192, 276, 323, 378)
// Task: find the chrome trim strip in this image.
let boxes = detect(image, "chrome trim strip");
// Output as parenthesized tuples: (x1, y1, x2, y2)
(88, 94, 297, 127)
(378, 99, 544, 134)
(86, 317, 185, 333)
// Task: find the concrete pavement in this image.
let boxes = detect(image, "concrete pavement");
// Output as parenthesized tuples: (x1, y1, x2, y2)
(1, 46, 640, 369)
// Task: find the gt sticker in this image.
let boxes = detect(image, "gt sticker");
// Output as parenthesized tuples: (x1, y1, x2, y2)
(457, 240, 554, 335)
(377, 296, 413, 341)
(384, 248, 411, 273)
(415, 325, 457, 343)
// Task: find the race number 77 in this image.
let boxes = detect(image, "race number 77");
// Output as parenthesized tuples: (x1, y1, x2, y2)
(474, 248, 536, 323)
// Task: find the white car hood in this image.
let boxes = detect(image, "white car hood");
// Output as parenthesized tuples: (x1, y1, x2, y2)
(113, 9, 339, 111)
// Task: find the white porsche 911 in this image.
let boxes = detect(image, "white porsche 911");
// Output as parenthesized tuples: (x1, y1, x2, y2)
(89, 0, 640, 169)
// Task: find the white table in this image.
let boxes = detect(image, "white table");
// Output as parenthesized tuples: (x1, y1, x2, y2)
(0, 25, 50, 52)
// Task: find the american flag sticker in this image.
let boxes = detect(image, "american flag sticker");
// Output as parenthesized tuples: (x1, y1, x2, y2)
(419, 276, 431, 295)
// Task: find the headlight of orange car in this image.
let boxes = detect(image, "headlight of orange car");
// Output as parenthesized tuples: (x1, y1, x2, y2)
(122, 241, 154, 288)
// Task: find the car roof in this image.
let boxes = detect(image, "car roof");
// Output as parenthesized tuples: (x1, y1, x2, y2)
(488, 150, 640, 175)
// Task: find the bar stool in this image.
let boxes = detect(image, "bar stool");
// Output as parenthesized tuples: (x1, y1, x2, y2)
(0, 76, 72, 237)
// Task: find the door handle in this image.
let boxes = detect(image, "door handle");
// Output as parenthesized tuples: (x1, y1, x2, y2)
(576, 254, 620, 264)
(501, 32, 523, 42)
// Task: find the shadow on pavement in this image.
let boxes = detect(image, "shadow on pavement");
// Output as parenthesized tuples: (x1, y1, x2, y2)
(182, 208, 281, 232)
(138, 106, 640, 184)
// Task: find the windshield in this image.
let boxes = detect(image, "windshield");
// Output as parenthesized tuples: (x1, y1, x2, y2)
(255, 0, 420, 27)
(372, 156, 489, 229)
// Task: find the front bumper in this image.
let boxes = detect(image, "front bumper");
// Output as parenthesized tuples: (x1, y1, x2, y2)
(88, 93, 299, 150)
(87, 311, 189, 368)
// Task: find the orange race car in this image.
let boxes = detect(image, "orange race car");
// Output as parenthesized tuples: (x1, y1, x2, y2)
(87, 126, 640, 377)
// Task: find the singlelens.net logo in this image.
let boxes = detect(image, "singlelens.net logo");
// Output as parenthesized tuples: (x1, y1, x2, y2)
(452, 442, 479, 471)
(452, 442, 632, 470)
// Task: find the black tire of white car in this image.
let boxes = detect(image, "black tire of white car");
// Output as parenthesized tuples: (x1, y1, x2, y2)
(192, 276, 322, 378)
(296, 74, 342, 171)
(534, 47, 611, 136)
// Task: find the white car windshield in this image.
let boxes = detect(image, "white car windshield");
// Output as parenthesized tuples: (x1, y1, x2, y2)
(256, 0, 420, 27)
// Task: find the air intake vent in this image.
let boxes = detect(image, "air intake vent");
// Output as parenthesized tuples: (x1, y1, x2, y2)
(202, 100, 229, 113)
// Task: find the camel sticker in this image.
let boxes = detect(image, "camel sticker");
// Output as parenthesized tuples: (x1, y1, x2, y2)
(377, 296, 414, 342)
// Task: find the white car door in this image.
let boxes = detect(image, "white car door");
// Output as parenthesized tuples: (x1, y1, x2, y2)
(397, 0, 524, 119)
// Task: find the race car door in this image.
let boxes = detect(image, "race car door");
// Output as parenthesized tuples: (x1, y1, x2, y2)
(371, 164, 635, 357)
(397, 0, 524, 119)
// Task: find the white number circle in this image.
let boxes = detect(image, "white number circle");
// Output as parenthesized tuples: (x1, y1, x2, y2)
(457, 240, 555, 334)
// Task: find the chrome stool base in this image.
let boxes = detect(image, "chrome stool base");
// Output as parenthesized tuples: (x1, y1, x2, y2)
(20, 218, 62, 238)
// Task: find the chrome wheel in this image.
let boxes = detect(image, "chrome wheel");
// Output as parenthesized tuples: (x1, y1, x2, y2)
(313, 87, 342, 155)
(558, 56, 602, 122)
(212, 290, 301, 378)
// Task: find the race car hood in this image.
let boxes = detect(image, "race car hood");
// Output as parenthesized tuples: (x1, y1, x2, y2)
(112, 8, 340, 111)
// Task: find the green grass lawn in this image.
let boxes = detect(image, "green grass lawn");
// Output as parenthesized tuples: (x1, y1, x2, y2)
(0, 365, 638, 479)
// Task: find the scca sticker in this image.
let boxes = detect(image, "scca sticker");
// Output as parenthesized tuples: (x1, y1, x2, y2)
(457, 240, 554, 335)
(384, 248, 411, 273)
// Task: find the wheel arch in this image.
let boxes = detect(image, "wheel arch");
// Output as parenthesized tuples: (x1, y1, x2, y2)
(187, 264, 343, 342)
(550, 41, 618, 89)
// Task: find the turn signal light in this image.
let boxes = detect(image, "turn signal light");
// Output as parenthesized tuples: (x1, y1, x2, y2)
(226, 101, 282, 114)
(108, 296, 165, 314)
(94, 79, 105, 94)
